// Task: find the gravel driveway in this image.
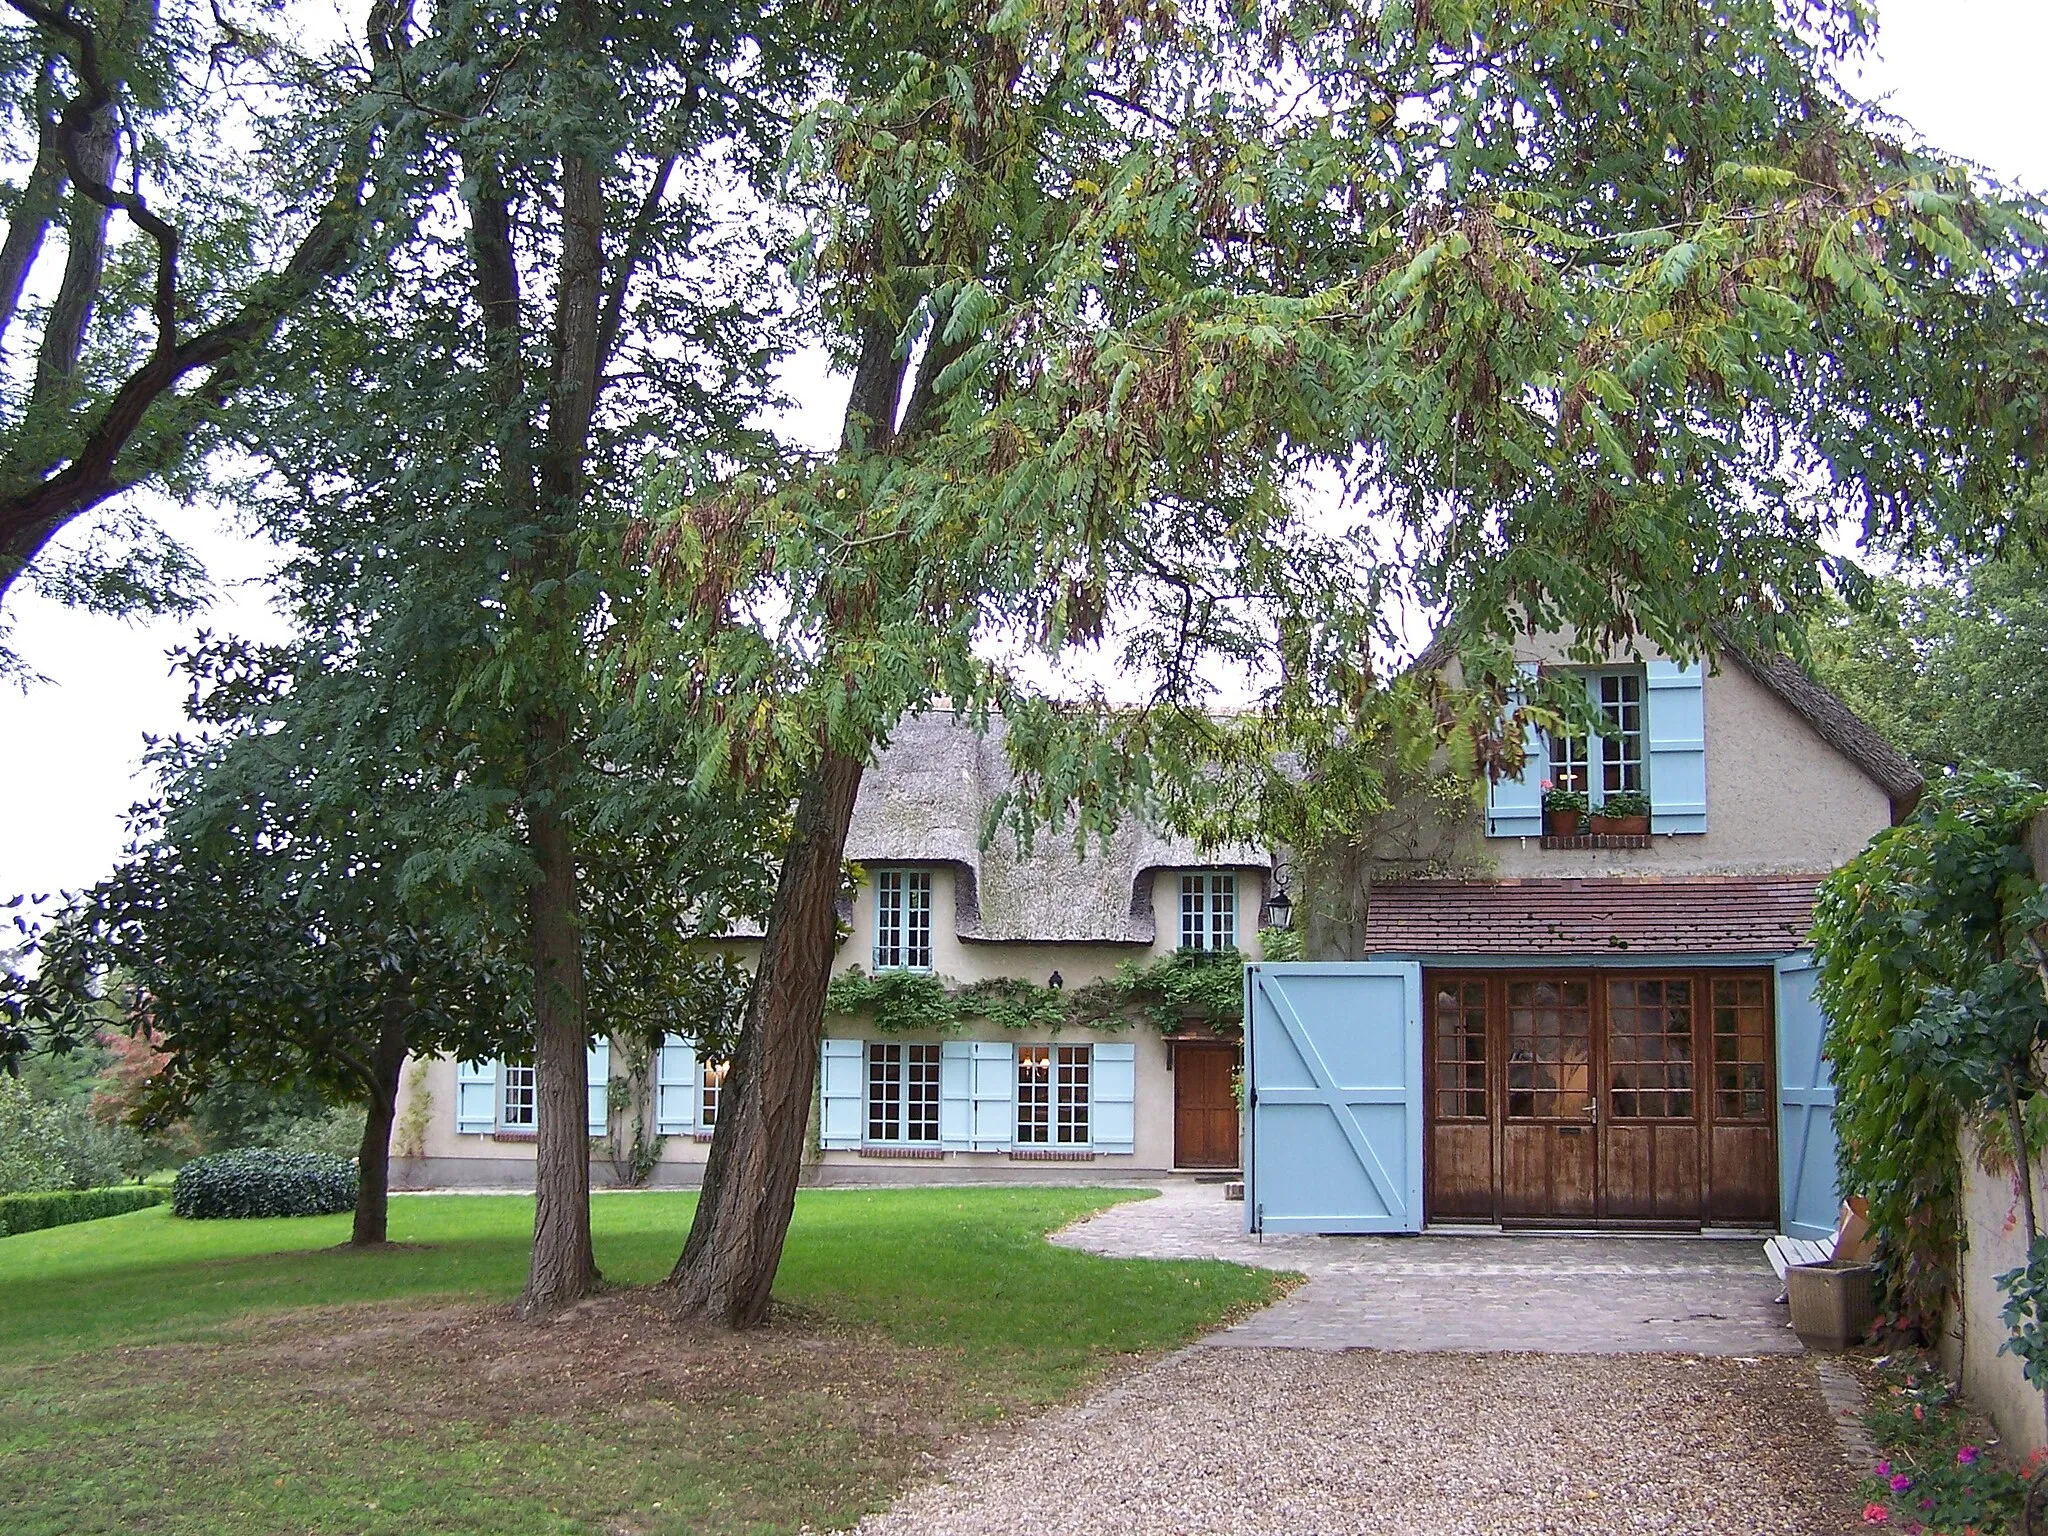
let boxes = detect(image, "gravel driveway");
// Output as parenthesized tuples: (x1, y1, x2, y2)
(851, 1347, 1858, 1535)
(848, 1186, 1861, 1535)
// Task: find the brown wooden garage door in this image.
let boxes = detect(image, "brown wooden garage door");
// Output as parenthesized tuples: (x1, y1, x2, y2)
(1424, 968, 1778, 1228)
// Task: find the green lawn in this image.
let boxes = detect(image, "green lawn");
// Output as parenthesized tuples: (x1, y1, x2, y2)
(0, 1188, 1285, 1535)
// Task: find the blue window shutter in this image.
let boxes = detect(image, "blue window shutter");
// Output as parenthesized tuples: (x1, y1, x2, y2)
(1646, 658, 1707, 834)
(969, 1041, 1015, 1150)
(655, 1036, 697, 1135)
(820, 1038, 864, 1148)
(1486, 661, 1547, 837)
(939, 1040, 974, 1149)
(586, 1041, 611, 1137)
(456, 1058, 498, 1133)
(1093, 1042, 1137, 1153)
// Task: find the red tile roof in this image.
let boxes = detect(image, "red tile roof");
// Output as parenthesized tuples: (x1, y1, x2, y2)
(1364, 876, 1822, 956)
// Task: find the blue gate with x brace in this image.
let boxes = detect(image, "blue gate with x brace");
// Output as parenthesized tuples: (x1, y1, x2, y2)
(1243, 961, 1425, 1234)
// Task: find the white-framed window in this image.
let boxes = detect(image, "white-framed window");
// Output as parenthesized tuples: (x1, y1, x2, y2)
(501, 1061, 537, 1131)
(701, 1059, 727, 1128)
(1015, 1044, 1091, 1146)
(1597, 671, 1645, 796)
(1545, 669, 1646, 807)
(866, 1041, 940, 1143)
(874, 870, 934, 971)
(1179, 873, 1237, 951)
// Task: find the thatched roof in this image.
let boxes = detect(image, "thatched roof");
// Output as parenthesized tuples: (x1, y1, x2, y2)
(729, 711, 1271, 945)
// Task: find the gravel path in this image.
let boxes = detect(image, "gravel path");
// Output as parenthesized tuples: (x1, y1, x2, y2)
(851, 1347, 1860, 1535)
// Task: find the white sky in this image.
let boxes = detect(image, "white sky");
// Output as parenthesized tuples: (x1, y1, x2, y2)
(1, 0, 2044, 909)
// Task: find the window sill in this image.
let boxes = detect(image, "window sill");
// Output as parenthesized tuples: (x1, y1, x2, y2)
(492, 1130, 538, 1143)
(693, 1130, 716, 1143)
(1540, 834, 1652, 851)
(857, 1145, 945, 1159)
(1009, 1148, 1095, 1162)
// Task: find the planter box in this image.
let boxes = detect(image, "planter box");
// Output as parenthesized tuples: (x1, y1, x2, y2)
(1589, 813, 1650, 836)
(1787, 1261, 1878, 1352)
(1545, 810, 1585, 839)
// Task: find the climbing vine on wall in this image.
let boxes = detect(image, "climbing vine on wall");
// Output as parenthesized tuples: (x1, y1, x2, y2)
(823, 937, 1292, 1038)
(1810, 769, 2048, 1329)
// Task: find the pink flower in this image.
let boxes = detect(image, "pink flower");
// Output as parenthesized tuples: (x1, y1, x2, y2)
(1875, 1462, 1891, 1477)
(1540, 778, 1553, 791)
(1862, 1504, 1889, 1525)
(1889, 1473, 1913, 1493)
(1958, 1446, 1980, 1465)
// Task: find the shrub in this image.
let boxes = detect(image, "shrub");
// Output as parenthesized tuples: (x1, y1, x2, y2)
(172, 1148, 358, 1220)
(0, 1185, 169, 1238)
(0, 1076, 71, 1195)
(269, 1105, 366, 1161)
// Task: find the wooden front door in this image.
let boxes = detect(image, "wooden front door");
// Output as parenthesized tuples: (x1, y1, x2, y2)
(1424, 969, 1778, 1228)
(1174, 1042, 1241, 1169)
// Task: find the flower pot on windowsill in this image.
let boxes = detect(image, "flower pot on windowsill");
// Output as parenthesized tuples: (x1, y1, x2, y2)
(1588, 813, 1650, 837)
(1544, 809, 1584, 839)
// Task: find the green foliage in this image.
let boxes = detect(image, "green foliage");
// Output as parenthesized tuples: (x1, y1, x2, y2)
(0, 1075, 150, 1194)
(1542, 787, 1590, 815)
(1256, 926, 1304, 964)
(1107, 949, 1249, 1035)
(825, 943, 1269, 1037)
(1811, 560, 2048, 785)
(268, 1106, 367, 1162)
(1811, 769, 2048, 1326)
(1998, 1238, 2048, 1393)
(1598, 790, 1652, 819)
(0, 1185, 168, 1239)
(171, 1149, 357, 1221)
(1856, 1352, 2026, 1533)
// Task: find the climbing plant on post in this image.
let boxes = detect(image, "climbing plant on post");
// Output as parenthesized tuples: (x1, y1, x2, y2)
(1811, 770, 2048, 1338)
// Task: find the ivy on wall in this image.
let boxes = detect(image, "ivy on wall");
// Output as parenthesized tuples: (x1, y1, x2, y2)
(822, 934, 1296, 1038)
(1810, 769, 2048, 1329)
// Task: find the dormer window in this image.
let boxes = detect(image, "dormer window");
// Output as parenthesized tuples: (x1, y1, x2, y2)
(1547, 670, 1645, 808)
(1180, 872, 1237, 951)
(874, 869, 933, 971)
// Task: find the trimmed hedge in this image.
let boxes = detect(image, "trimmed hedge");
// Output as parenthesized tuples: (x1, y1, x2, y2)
(0, 1185, 170, 1238)
(172, 1149, 358, 1220)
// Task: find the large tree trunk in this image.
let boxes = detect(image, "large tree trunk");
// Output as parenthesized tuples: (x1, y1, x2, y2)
(350, 994, 410, 1246)
(670, 748, 866, 1327)
(518, 718, 600, 1315)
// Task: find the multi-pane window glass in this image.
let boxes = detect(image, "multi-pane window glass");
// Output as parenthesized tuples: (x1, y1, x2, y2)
(866, 1042, 940, 1143)
(875, 870, 933, 971)
(700, 1059, 728, 1129)
(1549, 730, 1591, 796)
(1598, 672, 1645, 796)
(1711, 976, 1772, 1121)
(1434, 980, 1488, 1119)
(1506, 979, 1591, 1119)
(501, 1061, 537, 1130)
(1544, 670, 1645, 808)
(1606, 978, 1694, 1119)
(1016, 1044, 1092, 1146)
(1179, 873, 1237, 951)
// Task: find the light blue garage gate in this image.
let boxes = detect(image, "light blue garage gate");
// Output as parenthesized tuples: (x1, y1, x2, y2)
(1244, 955, 1840, 1237)
(1243, 962, 1425, 1234)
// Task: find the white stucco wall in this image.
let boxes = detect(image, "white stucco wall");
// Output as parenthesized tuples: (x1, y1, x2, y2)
(391, 863, 1256, 1187)
(1485, 639, 1895, 878)
(1942, 1125, 2047, 1457)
